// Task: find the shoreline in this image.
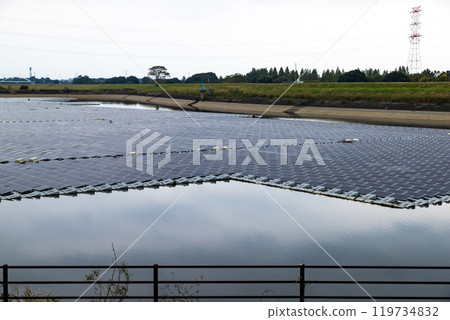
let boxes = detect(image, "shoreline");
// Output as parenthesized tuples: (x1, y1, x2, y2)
(2, 93, 450, 129)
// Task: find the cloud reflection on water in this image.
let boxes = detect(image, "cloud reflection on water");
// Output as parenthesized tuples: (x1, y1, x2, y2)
(1, 181, 450, 267)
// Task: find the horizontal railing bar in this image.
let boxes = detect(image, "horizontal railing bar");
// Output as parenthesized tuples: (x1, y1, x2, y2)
(3, 265, 300, 269)
(308, 280, 450, 285)
(156, 266, 302, 269)
(11, 295, 450, 300)
(4, 266, 152, 269)
(305, 296, 450, 300)
(8, 296, 155, 300)
(7, 280, 299, 285)
(8, 280, 450, 285)
(7, 281, 155, 285)
(159, 280, 297, 284)
(11, 295, 302, 300)
(4, 265, 450, 270)
(306, 266, 450, 270)
(157, 296, 300, 299)
(149, 265, 450, 270)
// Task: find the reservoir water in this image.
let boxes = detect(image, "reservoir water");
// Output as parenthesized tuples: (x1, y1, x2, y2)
(1, 180, 450, 300)
(1, 99, 449, 300)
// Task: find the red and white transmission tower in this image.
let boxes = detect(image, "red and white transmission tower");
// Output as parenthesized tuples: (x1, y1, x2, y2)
(408, 6, 422, 74)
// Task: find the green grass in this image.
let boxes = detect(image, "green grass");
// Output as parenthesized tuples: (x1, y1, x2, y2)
(5, 82, 450, 104)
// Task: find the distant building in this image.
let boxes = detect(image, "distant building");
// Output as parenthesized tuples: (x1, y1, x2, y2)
(0, 78, 35, 85)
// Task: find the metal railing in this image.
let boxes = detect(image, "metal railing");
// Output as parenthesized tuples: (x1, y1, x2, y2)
(2, 264, 450, 301)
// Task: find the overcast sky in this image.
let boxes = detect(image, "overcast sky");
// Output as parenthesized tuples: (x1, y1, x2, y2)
(0, 0, 448, 79)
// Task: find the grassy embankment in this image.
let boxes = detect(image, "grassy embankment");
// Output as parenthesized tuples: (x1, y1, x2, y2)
(2, 82, 450, 104)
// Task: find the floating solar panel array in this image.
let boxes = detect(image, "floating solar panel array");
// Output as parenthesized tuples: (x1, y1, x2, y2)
(1, 97, 450, 208)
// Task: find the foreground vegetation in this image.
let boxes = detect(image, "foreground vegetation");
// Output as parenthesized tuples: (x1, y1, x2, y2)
(2, 82, 449, 105)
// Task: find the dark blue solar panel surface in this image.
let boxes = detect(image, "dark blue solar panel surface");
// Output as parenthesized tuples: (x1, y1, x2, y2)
(1, 98, 449, 205)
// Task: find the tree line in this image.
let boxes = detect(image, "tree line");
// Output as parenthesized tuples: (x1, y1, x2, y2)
(71, 65, 449, 84)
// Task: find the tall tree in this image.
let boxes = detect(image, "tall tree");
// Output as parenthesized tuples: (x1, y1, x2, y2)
(285, 66, 290, 76)
(338, 69, 368, 82)
(185, 72, 219, 83)
(382, 71, 410, 82)
(148, 66, 170, 80)
(310, 69, 319, 81)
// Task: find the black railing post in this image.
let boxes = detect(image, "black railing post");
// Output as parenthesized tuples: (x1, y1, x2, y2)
(153, 264, 159, 302)
(300, 264, 305, 302)
(2, 264, 8, 302)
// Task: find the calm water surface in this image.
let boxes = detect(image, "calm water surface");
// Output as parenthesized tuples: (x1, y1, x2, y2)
(1, 100, 449, 300)
(1, 181, 450, 300)
(2, 181, 450, 266)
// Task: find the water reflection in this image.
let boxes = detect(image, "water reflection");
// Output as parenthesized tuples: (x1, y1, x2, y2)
(1, 181, 450, 300)
(89, 101, 168, 111)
